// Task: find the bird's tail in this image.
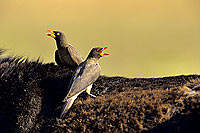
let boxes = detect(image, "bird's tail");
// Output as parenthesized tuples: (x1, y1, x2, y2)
(60, 95, 77, 119)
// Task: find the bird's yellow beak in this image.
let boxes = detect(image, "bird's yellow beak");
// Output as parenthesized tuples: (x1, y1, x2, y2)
(47, 30, 56, 38)
(100, 47, 109, 56)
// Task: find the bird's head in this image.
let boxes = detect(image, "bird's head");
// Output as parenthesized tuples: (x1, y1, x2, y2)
(47, 30, 66, 42)
(87, 47, 109, 59)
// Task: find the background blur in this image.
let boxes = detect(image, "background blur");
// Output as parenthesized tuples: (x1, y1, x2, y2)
(0, 0, 200, 78)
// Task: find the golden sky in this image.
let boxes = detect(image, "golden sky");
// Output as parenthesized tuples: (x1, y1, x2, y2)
(1, 0, 200, 77)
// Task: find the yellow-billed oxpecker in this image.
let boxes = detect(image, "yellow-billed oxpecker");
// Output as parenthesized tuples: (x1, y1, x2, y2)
(60, 47, 109, 119)
(47, 30, 84, 68)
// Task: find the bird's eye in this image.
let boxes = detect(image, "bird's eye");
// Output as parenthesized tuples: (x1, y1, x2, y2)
(57, 33, 60, 35)
(96, 49, 99, 52)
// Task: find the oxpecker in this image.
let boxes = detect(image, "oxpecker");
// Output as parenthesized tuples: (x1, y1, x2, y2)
(47, 30, 84, 69)
(60, 47, 109, 119)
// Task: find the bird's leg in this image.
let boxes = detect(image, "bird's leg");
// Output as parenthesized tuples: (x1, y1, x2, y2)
(85, 84, 96, 98)
(88, 93, 96, 98)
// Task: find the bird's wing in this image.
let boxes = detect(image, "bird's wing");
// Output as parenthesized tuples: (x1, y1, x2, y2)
(55, 50, 65, 66)
(63, 62, 100, 102)
(68, 44, 84, 65)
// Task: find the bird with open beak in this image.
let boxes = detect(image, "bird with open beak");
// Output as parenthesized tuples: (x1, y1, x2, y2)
(47, 30, 84, 69)
(60, 47, 109, 119)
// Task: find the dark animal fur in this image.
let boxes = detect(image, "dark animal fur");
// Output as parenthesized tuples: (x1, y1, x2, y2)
(0, 49, 199, 132)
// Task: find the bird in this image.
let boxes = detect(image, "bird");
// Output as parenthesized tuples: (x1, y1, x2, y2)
(47, 30, 84, 69)
(60, 47, 109, 119)
(47, 30, 95, 103)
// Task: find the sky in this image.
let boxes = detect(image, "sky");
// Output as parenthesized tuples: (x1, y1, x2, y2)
(0, 0, 200, 78)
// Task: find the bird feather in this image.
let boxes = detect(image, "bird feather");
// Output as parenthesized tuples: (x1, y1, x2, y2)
(63, 61, 100, 102)
(68, 44, 84, 65)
